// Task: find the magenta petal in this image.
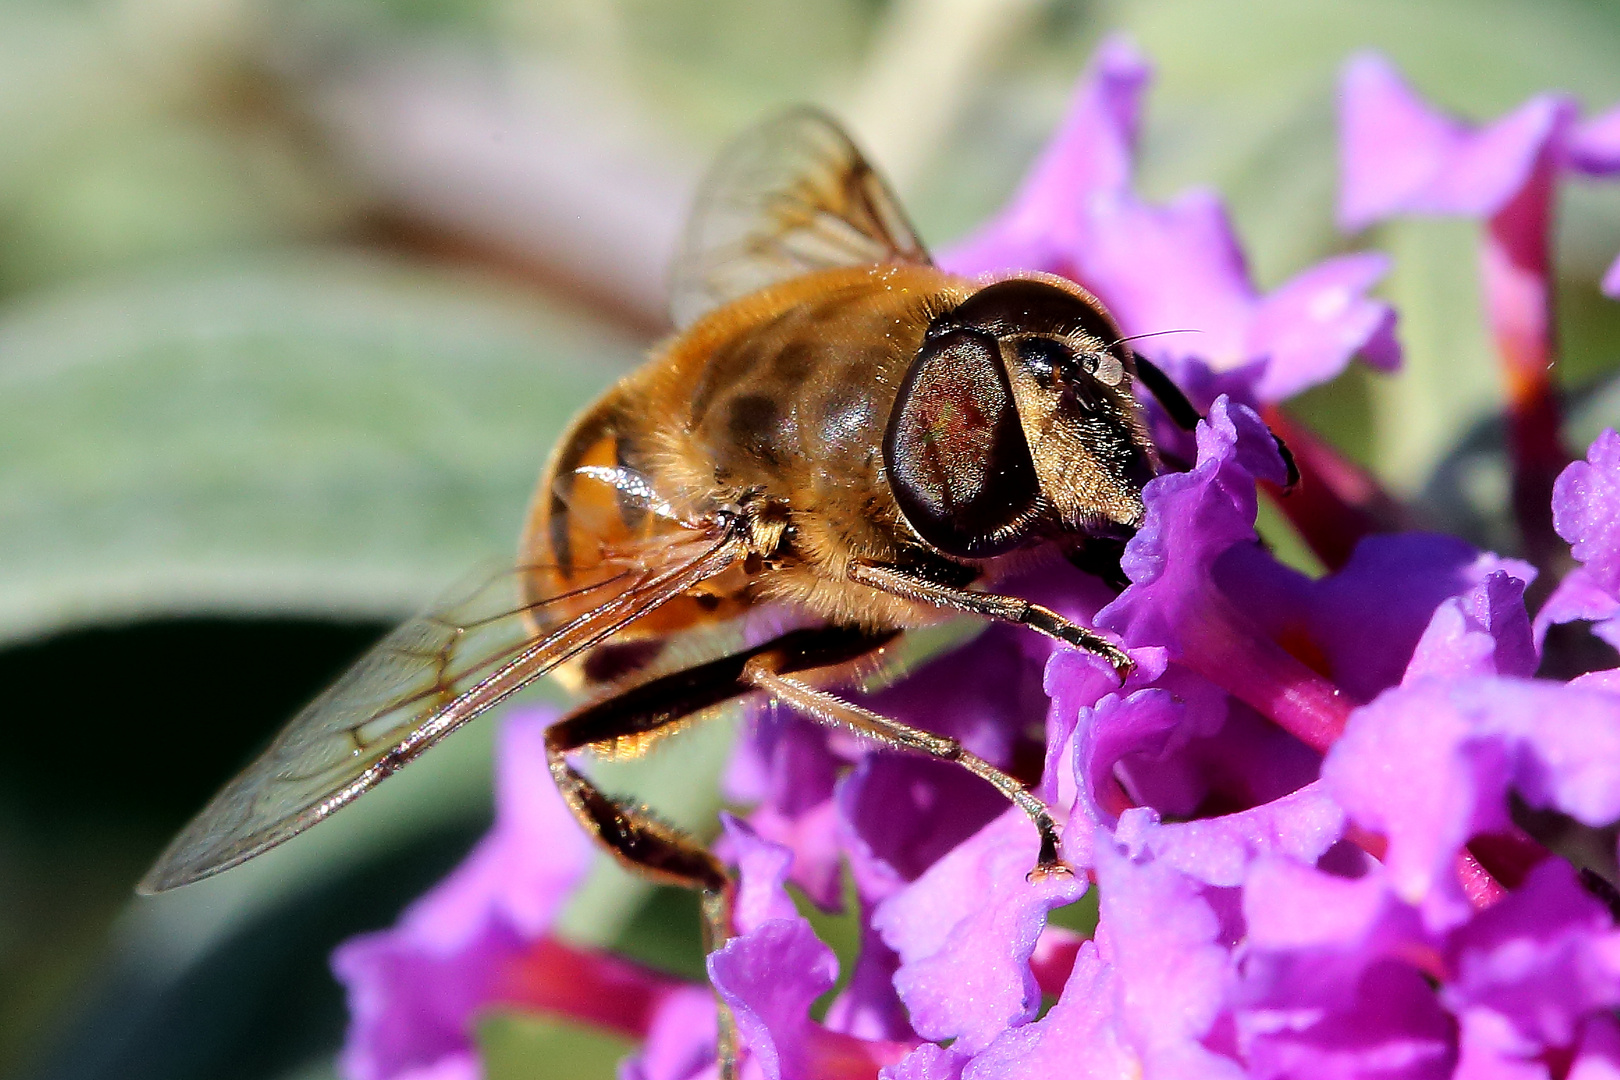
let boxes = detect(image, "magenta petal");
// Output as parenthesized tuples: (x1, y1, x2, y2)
(1572, 668, 1620, 694)
(940, 34, 1149, 279)
(1236, 859, 1456, 1080)
(1247, 252, 1400, 401)
(332, 708, 593, 1080)
(622, 986, 718, 1080)
(1450, 678, 1620, 825)
(1079, 188, 1256, 369)
(1241, 858, 1418, 958)
(1572, 1014, 1620, 1080)
(1446, 859, 1620, 1056)
(708, 821, 836, 1080)
(838, 754, 1008, 904)
(395, 1054, 480, 1080)
(879, 1042, 969, 1080)
(1324, 677, 1620, 929)
(1111, 783, 1345, 889)
(713, 817, 916, 1080)
(721, 814, 801, 935)
(425, 709, 593, 944)
(1073, 688, 1186, 826)
(1078, 172, 1398, 404)
(1604, 254, 1620, 299)
(1402, 571, 1537, 683)
(874, 808, 1086, 1054)
(1245, 960, 1455, 1080)
(732, 707, 845, 911)
(1320, 682, 1502, 928)
(1092, 838, 1246, 1079)
(1536, 569, 1620, 650)
(821, 924, 912, 1042)
(962, 942, 1137, 1079)
(1296, 534, 1534, 702)
(1042, 645, 1170, 809)
(952, 40, 1397, 406)
(1102, 397, 1288, 650)
(1338, 52, 1574, 230)
(710, 920, 837, 1080)
(1567, 104, 1620, 175)
(1554, 430, 1620, 595)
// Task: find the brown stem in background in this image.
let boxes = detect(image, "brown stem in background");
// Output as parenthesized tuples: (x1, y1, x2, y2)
(1480, 151, 1570, 600)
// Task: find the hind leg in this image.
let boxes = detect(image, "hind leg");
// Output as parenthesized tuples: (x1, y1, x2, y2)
(542, 624, 893, 1076)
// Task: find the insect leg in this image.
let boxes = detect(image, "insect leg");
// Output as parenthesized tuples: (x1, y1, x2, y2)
(542, 623, 895, 1078)
(738, 645, 1070, 877)
(847, 561, 1133, 679)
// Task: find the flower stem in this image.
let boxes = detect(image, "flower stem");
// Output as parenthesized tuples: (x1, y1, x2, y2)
(1184, 591, 1353, 752)
(1480, 151, 1569, 593)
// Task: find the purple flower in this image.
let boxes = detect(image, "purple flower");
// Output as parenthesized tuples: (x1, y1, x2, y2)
(707, 817, 917, 1080)
(332, 710, 585, 1080)
(1338, 54, 1620, 569)
(332, 709, 693, 1080)
(872, 808, 1085, 1054)
(1539, 429, 1620, 648)
(945, 36, 1399, 409)
(327, 39, 1620, 1080)
(1322, 675, 1620, 930)
(1093, 395, 1350, 752)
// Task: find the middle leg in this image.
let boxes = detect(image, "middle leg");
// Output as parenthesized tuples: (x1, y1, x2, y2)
(738, 638, 1071, 877)
(542, 624, 889, 1079)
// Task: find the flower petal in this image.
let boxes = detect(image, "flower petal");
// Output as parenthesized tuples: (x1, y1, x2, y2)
(1446, 859, 1620, 1056)
(1567, 104, 1620, 175)
(722, 814, 801, 935)
(1247, 252, 1400, 401)
(962, 942, 1138, 1080)
(940, 34, 1149, 278)
(874, 808, 1086, 1053)
(1339, 52, 1574, 229)
(1092, 837, 1246, 1079)
(619, 986, 716, 1080)
(1324, 677, 1620, 929)
(1112, 783, 1345, 889)
(1403, 571, 1538, 683)
(1571, 1014, 1620, 1080)
(332, 708, 594, 1080)
(1554, 430, 1620, 596)
(710, 919, 838, 1080)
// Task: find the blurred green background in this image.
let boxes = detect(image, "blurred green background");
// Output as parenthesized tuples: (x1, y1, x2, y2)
(8, 0, 1620, 1077)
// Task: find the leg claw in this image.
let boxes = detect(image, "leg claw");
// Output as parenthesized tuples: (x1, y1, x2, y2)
(1027, 860, 1075, 884)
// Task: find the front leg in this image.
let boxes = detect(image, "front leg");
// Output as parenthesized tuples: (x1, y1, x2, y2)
(846, 561, 1133, 679)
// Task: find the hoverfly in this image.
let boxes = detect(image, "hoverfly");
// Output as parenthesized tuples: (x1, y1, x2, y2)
(141, 108, 1211, 1072)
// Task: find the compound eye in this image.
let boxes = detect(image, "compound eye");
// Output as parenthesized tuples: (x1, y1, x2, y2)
(883, 329, 1041, 559)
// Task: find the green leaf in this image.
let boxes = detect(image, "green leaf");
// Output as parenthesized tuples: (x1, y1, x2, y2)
(479, 1012, 634, 1080)
(0, 251, 641, 645)
(1368, 219, 1499, 493)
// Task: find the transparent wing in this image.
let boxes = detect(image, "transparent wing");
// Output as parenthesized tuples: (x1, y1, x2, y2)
(139, 524, 745, 893)
(669, 106, 931, 329)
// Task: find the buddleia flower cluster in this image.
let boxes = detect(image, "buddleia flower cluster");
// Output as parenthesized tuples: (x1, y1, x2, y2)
(330, 37, 1620, 1080)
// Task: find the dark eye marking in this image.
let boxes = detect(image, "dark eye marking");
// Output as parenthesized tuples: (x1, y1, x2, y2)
(1015, 337, 1079, 382)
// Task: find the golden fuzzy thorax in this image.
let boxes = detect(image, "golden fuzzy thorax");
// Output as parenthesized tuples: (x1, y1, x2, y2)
(521, 263, 1152, 691)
